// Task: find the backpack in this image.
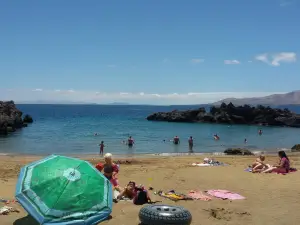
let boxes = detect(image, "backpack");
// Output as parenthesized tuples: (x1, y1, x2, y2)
(133, 188, 149, 205)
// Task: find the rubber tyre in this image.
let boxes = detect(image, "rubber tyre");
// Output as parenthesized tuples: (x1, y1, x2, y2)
(139, 204, 192, 225)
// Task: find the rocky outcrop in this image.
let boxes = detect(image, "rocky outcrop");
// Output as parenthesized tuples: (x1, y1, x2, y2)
(291, 144, 300, 152)
(146, 102, 300, 127)
(0, 101, 33, 135)
(224, 148, 253, 155)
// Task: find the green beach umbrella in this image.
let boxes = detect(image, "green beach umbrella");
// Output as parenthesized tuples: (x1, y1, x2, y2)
(15, 155, 112, 225)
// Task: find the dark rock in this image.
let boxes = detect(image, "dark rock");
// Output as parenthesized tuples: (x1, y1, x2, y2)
(0, 101, 33, 135)
(146, 102, 300, 128)
(23, 114, 33, 123)
(224, 148, 253, 155)
(291, 144, 300, 152)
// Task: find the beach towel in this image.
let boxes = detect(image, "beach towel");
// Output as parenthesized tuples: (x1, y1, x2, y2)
(188, 191, 212, 201)
(206, 190, 245, 200)
(156, 190, 193, 201)
(192, 163, 212, 167)
(244, 168, 252, 172)
(273, 167, 297, 175)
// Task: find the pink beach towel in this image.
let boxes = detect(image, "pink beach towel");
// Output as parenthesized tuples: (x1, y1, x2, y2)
(188, 191, 212, 201)
(273, 167, 297, 175)
(206, 190, 245, 200)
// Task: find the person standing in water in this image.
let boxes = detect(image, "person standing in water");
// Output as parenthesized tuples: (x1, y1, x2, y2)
(173, 136, 180, 145)
(188, 136, 193, 150)
(99, 141, 105, 156)
(127, 136, 135, 147)
(258, 129, 263, 135)
(244, 138, 247, 144)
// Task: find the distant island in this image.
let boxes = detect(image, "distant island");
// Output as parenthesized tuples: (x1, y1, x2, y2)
(147, 102, 300, 127)
(213, 90, 300, 106)
(0, 101, 33, 135)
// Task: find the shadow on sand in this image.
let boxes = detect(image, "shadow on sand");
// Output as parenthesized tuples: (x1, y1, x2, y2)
(13, 215, 39, 225)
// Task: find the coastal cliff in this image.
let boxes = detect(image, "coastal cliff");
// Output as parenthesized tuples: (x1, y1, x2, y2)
(146, 102, 300, 127)
(0, 101, 33, 135)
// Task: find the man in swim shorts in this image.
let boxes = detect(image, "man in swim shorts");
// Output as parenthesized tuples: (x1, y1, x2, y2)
(173, 136, 180, 145)
(127, 136, 134, 147)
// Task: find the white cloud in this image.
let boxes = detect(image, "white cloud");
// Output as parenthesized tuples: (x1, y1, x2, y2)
(255, 52, 296, 66)
(224, 60, 240, 65)
(0, 89, 286, 105)
(190, 58, 204, 64)
(32, 88, 43, 92)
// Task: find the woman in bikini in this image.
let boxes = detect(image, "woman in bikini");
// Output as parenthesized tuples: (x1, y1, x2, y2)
(262, 151, 290, 173)
(95, 153, 120, 190)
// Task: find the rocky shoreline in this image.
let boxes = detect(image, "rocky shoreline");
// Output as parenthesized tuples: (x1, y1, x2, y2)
(0, 101, 33, 135)
(147, 102, 300, 127)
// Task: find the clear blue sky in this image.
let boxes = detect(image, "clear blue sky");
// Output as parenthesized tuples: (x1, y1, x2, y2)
(0, 0, 299, 104)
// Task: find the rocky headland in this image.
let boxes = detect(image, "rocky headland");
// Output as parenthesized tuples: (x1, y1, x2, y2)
(146, 102, 300, 127)
(0, 101, 33, 135)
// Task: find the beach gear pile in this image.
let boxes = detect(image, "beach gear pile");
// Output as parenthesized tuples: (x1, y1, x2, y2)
(15, 155, 113, 225)
(192, 158, 227, 167)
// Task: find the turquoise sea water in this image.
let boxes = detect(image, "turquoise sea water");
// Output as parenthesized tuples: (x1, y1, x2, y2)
(1, 104, 300, 155)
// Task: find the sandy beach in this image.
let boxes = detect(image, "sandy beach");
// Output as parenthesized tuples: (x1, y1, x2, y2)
(1, 153, 300, 225)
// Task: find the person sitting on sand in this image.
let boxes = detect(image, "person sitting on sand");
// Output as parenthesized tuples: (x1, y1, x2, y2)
(251, 155, 269, 173)
(117, 181, 137, 200)
(95, 153, 120, 190)
(117, 181, 152, 204)
(262, 151, 290, 173)
(173, 136, 180, 145)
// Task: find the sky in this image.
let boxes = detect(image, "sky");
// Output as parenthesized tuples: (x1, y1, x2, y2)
(0, 0, 299, 105)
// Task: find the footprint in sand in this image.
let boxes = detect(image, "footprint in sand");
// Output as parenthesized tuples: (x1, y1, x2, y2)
(204, 208, 250, 221)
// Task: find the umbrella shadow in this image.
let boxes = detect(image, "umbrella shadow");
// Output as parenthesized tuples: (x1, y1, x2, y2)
(13, 215, 39, 225)
(14, 215, 113, 225)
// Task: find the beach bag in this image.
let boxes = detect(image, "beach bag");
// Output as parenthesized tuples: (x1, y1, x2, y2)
(133, 188, 149, 205)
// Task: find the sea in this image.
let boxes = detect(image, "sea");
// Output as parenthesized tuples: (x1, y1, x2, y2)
(1, 104, 300, 156)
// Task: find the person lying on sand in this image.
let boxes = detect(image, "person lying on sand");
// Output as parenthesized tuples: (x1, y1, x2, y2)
(95, 153, 121, 191)
(262, 151, 290, 173)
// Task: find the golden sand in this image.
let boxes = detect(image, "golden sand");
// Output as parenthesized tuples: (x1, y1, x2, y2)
(0, 154, 299, 225)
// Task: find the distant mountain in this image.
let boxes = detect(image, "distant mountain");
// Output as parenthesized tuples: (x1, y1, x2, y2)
(107, 102, 130, 105)
(213, 91, 300, 106)
(16, 100, 97, 105)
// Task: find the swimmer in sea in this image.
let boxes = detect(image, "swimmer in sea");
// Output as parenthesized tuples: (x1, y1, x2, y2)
(127, 136, 134, 147)
(173, 136, 180, 145)
(188, 136, 193, 150)
(213, 134, 220, 140)
(258, 129, 263, 135)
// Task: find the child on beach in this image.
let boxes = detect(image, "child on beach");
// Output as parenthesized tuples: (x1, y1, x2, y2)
(95, 153, 120, 190)
(251, 155, 269, 173)
(99, 141, 105, 156)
